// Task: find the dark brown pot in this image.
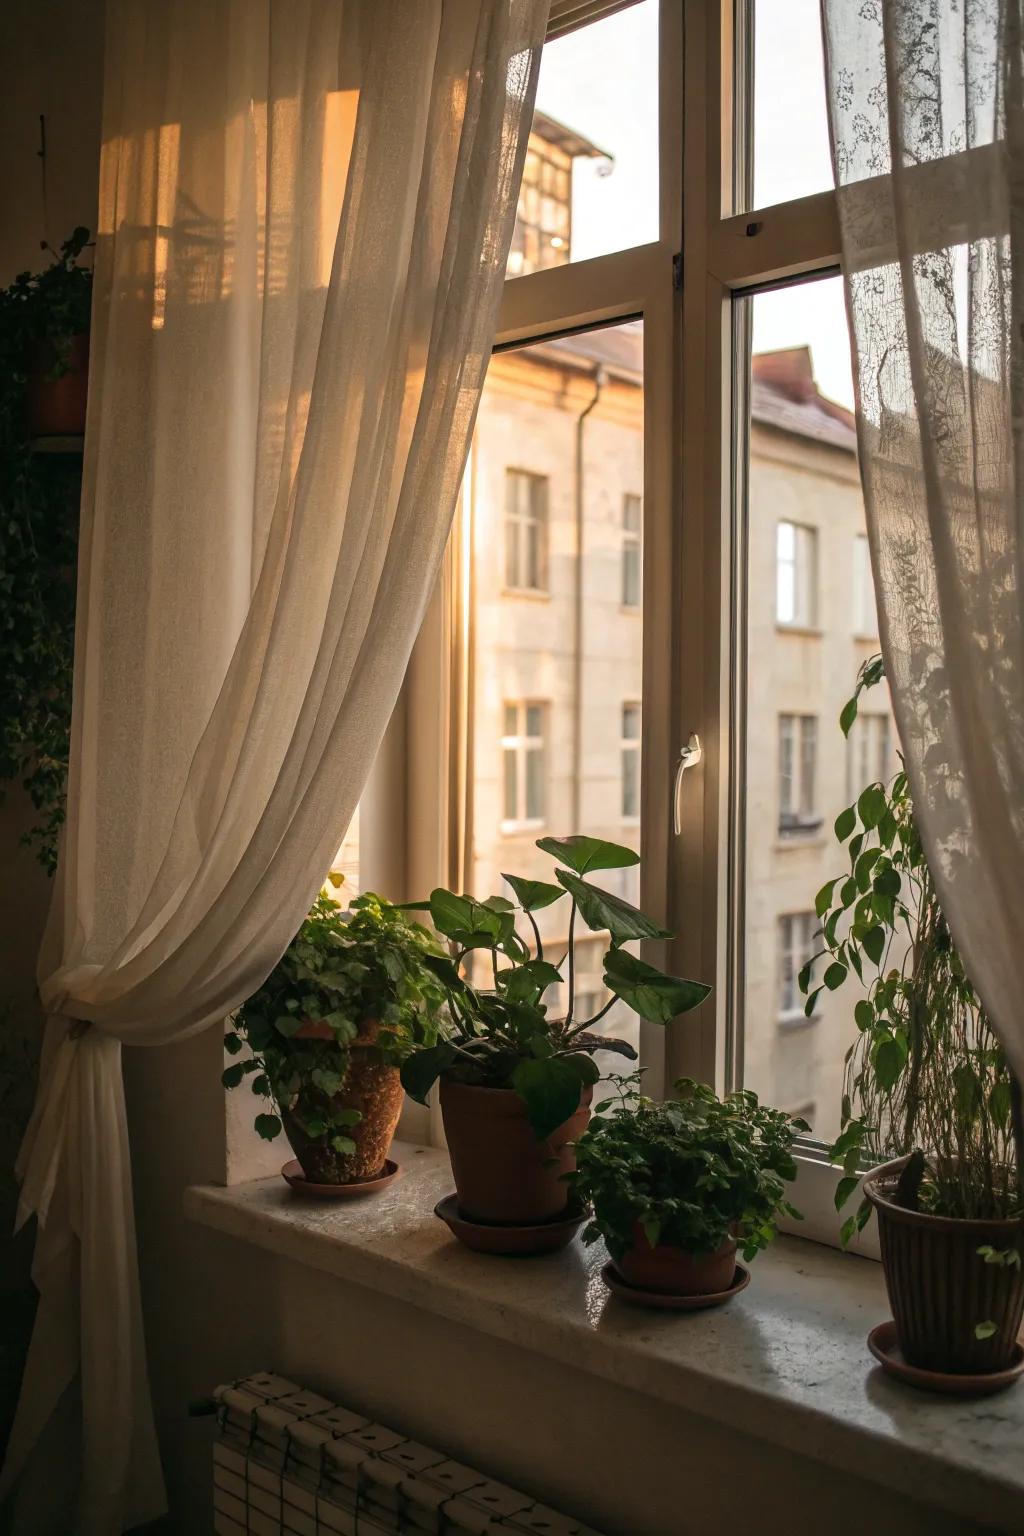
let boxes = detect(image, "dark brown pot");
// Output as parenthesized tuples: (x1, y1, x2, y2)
(865, 1158, 1024, 1374)
(27, 333, 89, 437)
(616, 1226, 737, 1295)
(280, 1019, 403, 1186)
(440, 1077, 592, 1224)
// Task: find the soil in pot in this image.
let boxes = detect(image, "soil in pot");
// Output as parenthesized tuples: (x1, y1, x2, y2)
(440, 1076, 592, 1225)
(280, 1019, 403, 1186)
(27, 333, 89, 437)
(615, 1226, 738, 1296)
(865, 1159, 1024, 1375)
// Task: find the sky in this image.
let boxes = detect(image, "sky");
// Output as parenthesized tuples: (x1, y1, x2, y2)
(533, 0, 855, 411)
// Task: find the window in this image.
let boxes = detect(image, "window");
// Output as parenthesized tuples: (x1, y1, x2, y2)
(505, 470, 548, 592)
(778, 913, 817, 1021)
(501, 702, 547, 828)
(848, 714, 892, 800)
(621, 493, 642, 608)
(852, 533, 877, 637)
(621, 702, 641, 819)
(778, 714, 818, 835)
(776, 521, 817, 627)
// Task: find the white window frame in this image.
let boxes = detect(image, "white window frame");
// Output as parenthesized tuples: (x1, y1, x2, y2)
(777, 911, 817, 1024)
(621, 700, 641, 821)
(501, 700, 548, 832)
(852, 531, 877, 638)
(847, 712, 892, 802)
(777, 713, 819, 836)
(621, 492, 643, 609)
(775, 520, 817, 629)
(504, 468, 550, 593)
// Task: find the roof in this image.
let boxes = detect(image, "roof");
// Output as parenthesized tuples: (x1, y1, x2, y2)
(519, 327, 857, 455)
(531, 109, 612, 164)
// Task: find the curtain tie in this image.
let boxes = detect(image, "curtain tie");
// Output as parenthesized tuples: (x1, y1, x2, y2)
(15, 1017, 107, 1233)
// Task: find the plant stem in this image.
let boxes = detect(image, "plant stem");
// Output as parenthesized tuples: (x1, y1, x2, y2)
(565, 899, 577, 1036)
(526, 909, 544, 962)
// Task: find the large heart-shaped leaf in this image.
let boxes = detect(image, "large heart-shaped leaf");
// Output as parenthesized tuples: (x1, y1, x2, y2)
(511, 1055, 585, 1140)
(428, 889, 477, 937)
(400, 1042, 458, 1104)
(502, 874, 566, 912)
(555, 870, 671, 944)
(603, 947, 710, 1023)
(502, 959, 563, 1004)
(536, 835, 640, 875)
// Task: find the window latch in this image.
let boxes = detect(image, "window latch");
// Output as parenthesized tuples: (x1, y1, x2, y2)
(673, 733, 703, 836)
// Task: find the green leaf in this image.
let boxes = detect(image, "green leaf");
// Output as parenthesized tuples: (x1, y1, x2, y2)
(814, 879, 838, 919)
(421, 951, 466, 991)
(974, 1320, 998, 1341)
(555, 869, 671, 944)
(602, 945, 710, 1022)
(254, 1113, 282, 1141)
(502, 874, 566, 912)
(861, 925, 886, 965)
(834, 806, 856, 841)
(839, 1215, 858, 1248)
(224, 1031, 243, 1055)
(252, 1073, 271, 1098)
(536, 834, 640, 875)
(428, 889, 477, 938)
(311, 1067, 344, 1096)
(511, 1056, 585, 1140)
(331, 1135, 357, 1156)
(872, 1033, 904, 1092)
(823, 961, 848, 991)
(333, 1107, 363, 1126)
(503, 959, 563, 1003)
(854, 999, 874, 1032)
(400, 1043, 458, 1104)
(221, 1062, 247, 1089)
(834, 1174, 859, 1211)
(873, 866, 901, 898)
(990, 1080, 1012, 1130)
(641, 1216, 662, 1249)
(839, 696, 859, 738)
(857, 784, 886, 830)
(561, 1052, 601, 1087)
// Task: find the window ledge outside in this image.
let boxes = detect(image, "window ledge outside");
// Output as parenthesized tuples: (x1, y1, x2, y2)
(185, 1142, 1024, 1532)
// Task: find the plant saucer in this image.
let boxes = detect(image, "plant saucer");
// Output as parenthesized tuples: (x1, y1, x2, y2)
(433, 1194, 586, 1255)
(282, 1158, 400, 1197)
(867, 1321, 1024, 1396)
(600, 1260, 751, 1311)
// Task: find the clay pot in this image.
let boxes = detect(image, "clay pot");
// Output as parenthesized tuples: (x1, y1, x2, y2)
(27, 333, 89, 437)
(865, 1158, 1024, 1374)
(279, 1018, 403, 1186)
(616, 1226, 738, 1295)
(440, 1077, 592, 1224)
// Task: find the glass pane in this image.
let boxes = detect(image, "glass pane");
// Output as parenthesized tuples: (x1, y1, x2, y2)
(503, 747, 518, 821)
(463, 320, 645, 1080)
(509, 0, 658, 275)
(736, 276, 897, 1141)
(746, 0, 834, 212)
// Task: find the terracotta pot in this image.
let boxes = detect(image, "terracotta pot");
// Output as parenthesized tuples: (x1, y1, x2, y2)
(279, 1018, 403, 1186)
(27, 333, 89, 437)
(865, 1158, 1024, 1374)
(616, 1226, 738, 1295)
(440, 1077, 592, 1224)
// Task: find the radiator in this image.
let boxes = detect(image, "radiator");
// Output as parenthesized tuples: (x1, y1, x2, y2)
(212, 1372, 606, 1536)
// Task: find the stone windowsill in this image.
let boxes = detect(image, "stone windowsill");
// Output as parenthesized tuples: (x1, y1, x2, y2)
(185, 1141, 1024, 1532)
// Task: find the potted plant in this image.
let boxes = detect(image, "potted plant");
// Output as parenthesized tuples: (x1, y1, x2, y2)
(224, 887, 444, 1192)
(568, 1076, 804, 1304)
(1, 228, 94, 438)
(400, 835, 710, 1235)
(804, 658, 1023, 1381)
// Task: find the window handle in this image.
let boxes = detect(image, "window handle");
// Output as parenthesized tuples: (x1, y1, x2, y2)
(673, 733, 703, 835)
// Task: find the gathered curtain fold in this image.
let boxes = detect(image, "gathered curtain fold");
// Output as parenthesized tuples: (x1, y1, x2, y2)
(820, 0, 1024, 1093)
(1, 1, 549, 1529)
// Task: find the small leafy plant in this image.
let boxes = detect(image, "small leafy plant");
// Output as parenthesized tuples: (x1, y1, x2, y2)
(399, 835, 710, 1139)
(568, 1076, 805, 1264)
(802, 657, 1019, 1250)
(225, 888, 444, 1168)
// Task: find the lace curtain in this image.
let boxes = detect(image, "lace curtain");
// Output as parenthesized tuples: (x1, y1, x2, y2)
(820, 0, 1024, 1091)
(1, 2, 548, 1530)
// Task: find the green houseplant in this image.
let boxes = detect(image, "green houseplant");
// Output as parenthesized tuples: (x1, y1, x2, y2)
(400, 834, 710, 1227)
(225, 887, 444, 1189)
(568, 1077, 805, 1297)
(803, 657, 1022, 1376)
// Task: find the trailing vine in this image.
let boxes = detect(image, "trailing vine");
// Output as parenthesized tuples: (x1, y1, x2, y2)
(0, 229, 91, 872)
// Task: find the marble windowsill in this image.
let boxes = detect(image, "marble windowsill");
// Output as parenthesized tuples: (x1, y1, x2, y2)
(185, 1141, 1024, 1531)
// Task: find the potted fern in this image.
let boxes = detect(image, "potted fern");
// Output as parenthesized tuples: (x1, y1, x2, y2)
(804, 659, 1023, 1384)
(400, 835, 710, 1245)
(225, 887, 444, 1193)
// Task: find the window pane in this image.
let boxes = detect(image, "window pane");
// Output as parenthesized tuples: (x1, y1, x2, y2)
(509, 1, 658, 275)
(736, 277, 898, 1141)
(464, 320, 644, 1079)
(745, 0, 833, 212)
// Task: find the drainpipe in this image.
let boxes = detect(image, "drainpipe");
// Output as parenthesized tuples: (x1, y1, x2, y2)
(573, 364, 606, 832)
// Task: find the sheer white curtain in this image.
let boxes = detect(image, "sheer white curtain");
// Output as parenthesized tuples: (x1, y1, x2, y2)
(1, 1, 548, 1530)
(820, 1, 1024, 1089)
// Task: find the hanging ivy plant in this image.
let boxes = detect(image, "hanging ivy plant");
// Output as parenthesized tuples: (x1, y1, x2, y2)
(0, 230, 92, 873)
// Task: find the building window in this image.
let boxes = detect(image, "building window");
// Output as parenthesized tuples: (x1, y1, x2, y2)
(778, 714, 819, 835)
(509, 134, 572, 276)
(622, 494, 642, 609)
(776, 521, 817, 627)
(504, 470, 548, 592)
(847, 713, 892, 800)
(621, 702, 641, 819)
(778, 913, 817, 1021)
(501, 702, 547, 827)
(852, 533, 877, 637)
